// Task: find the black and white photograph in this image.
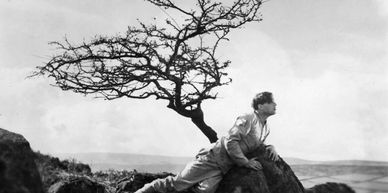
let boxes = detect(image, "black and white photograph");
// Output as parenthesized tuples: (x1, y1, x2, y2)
(0, 0, 387, 192)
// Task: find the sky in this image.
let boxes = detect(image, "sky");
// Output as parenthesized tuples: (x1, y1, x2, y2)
(0, 0, 387, 162)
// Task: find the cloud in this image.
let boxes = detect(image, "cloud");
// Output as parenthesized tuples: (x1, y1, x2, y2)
(375, 0, 388, 16)
(0, 65, 209, 156)
(209, 27, 388, 161)
(39, 98, 210, 156)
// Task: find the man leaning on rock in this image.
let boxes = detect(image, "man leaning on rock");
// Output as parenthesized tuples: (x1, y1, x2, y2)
(135, 91, 280, 193)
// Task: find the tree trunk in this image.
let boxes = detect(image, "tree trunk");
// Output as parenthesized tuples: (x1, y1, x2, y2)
(168, 102, 218, 143)
(191, 116, 218, 143)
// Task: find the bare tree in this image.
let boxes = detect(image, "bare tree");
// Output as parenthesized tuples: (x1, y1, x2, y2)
(33, 0, 262, 143)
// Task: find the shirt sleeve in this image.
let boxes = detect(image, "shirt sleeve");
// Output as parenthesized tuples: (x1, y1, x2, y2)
(224, 116, 250, 166)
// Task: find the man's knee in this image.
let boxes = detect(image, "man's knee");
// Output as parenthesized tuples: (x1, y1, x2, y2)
(192, 175, 222, 193)
(135, 183, 157, 193)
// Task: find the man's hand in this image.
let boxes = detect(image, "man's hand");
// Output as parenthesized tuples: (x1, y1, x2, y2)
(266, 145, 280, 162)
(245, 157, 262, 170)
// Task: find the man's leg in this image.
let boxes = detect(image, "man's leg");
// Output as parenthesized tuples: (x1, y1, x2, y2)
(136, 157, 222, 193)
(173, 157, 222, 192)
(135, 175, 175, 193)
(191, 173, 223, 193)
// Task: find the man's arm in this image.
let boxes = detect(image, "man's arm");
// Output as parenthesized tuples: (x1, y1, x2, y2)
(225, 117, 262, 170)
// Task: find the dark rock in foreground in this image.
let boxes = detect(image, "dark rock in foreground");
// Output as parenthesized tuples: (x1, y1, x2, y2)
(216, 146, 305, 193)
(216, 146, 355, 193)
(0, 128, 44, 193)
(216, 167, 270, 193)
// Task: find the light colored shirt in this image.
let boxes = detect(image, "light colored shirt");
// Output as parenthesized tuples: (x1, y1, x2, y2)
(196, 112, 270, 174)
(224, 112, 270, 166)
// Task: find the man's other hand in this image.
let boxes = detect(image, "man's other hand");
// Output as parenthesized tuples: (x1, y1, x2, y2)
(266, 145, 280, 162)
(245, 157, 262, 170)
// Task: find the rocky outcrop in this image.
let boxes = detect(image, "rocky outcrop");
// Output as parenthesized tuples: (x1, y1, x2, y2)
(48, 176, 106, 193)
(216, 167, 270, 193)
(215, 146, 354, 193)
(216, 146, 305, 193)
(0, 128, 44, 193)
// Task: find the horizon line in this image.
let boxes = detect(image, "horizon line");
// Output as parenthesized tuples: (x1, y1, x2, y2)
(48, 151, 388, 163)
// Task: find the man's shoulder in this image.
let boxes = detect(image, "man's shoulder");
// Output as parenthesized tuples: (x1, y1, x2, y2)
(237, 112, 256, 121)
(234, 112, 256, 126)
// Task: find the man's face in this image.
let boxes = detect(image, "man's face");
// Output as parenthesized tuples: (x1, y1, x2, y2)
(259, 101, 277, 116)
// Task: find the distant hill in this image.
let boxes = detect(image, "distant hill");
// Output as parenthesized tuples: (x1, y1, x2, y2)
(316, 160, 388, 166)
(282, 157, 319, 165)
(56, 152, 194, 173)
(55, 152, 388, 173)
(284, 158, 388, 167)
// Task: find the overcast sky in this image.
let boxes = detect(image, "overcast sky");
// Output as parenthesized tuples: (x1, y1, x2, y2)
(0, 0, 387, 162)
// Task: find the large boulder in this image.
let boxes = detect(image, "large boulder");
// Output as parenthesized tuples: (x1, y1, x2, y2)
(216, 146, 305, 193)
(216, 146, 354, 193)
(48, 176, 106, 193)
(0, 128, 44, 193)
(216, 167, 270, 193)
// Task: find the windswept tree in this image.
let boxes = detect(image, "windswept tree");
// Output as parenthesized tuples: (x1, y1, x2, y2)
(33, 0, 263, 143)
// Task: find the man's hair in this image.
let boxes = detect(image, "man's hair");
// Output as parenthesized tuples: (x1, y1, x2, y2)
(252, 92, 274, 110)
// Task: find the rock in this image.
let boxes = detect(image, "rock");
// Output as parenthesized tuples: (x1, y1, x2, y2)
(216, 167, 270, 193)
(306, 182, 355, 193)
(0, 128, 44, 193)
(216, 145, 305, 193)
(48, 176, 106, 193)
(216, 145, 355, 193)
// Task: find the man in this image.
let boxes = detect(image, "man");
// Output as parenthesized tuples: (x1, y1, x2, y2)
(136, 91, 279, 193)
